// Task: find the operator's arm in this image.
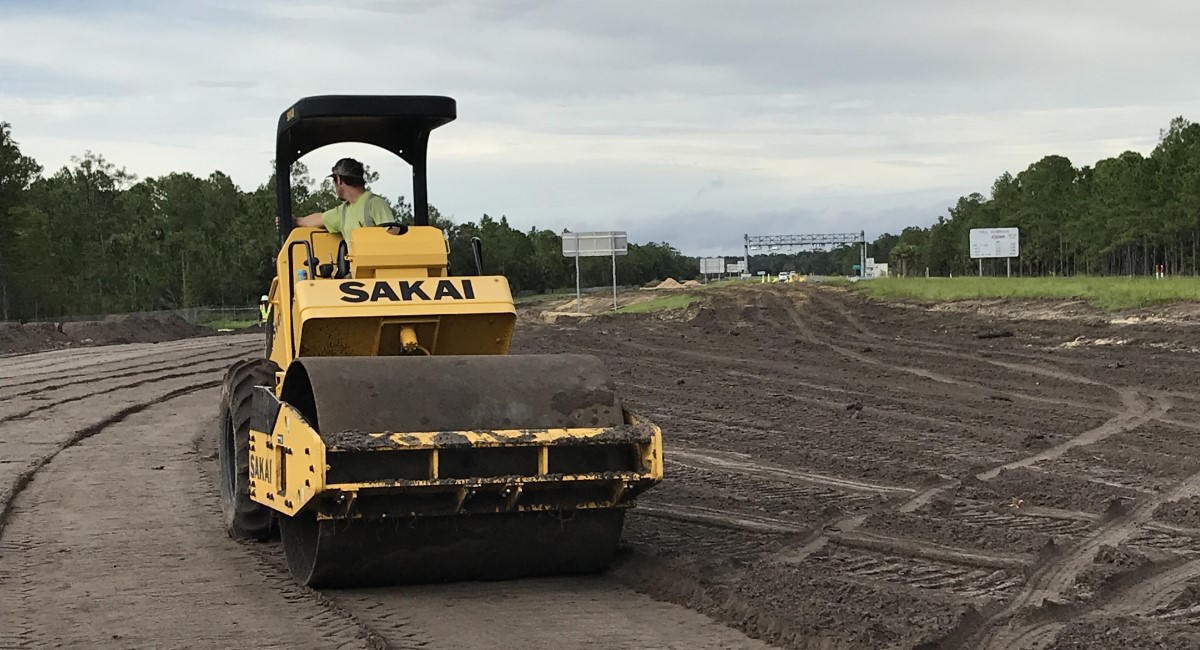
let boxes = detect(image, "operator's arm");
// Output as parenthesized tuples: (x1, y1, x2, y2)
(294, 213, 327, 228)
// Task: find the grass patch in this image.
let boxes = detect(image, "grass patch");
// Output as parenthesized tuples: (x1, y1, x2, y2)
(615, 293, 702, 314)
(514, 290, 576, 305)
(202, 318, 261, 330)
(850, 276, 1200, 311)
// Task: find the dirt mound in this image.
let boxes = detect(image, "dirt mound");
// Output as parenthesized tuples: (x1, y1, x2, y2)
(61, 313, 211, 346)
(1, 313, 215, 354)
(0, 321, 72, 354)
(684, 291, 764, 334)
(655, 278, 684, 289)
(682, 280, 702, 287)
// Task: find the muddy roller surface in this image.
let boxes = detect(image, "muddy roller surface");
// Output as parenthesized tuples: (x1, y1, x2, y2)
(5, 284, 1200, 649)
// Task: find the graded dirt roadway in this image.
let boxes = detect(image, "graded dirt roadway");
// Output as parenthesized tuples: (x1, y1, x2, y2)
(5, 283, 1200, 649)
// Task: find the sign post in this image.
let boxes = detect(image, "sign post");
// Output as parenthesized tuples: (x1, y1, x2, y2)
(561, 231, 628, 310)
(969, 228, 1020, 277)
(612, 250, 617, 309)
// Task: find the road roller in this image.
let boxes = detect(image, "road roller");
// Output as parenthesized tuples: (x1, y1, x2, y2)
(217, 95, 663, 587)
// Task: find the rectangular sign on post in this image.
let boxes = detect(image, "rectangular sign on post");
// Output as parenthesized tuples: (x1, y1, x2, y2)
(969, 228, 1020, 259)
(699, 257, 724, 274)
(560, 231, 628, 311)
(561, 231, 628, 257)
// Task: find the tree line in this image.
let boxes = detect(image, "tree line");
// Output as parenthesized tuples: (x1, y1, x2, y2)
(0, 122, 696, 320)
(869, 116, 1200, 277)
(6, 113, 1195, 319)
(744, 116, 1200, 279)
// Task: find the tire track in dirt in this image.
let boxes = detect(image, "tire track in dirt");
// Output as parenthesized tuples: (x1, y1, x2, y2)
(773, 288, 1166, 499)
(0, 348, 255, 424)
(0, 340, 256, 399)
(949, 503, 1098, 539)
(192, 426, 426, 650)
(636, 445, 914, 539)
(0, 347, 133, 377)
(804, 289, 1146, 378)
(746, 287, 1185, 647)
(768, 291, 1112, 415)
(585, 327, 1086, 479)
(0, 335, 244, 385)
(324, 573, 777, 650)
(831, 529, 1035, 572)
(972, 467, 1200, 649)
(638, 502, 809, 534)
(1130, 525, 1200, 556)
(621, 362, 1060, 449)
(1105, 558, 1200, 619)
(765, 475, 957, 567)
(668, 447, 913, 496)
(811, 289, 1200, 442)
(767, 288, 1157, 490)
(552, 312, 1110, 430)
(975, 389, 1168, 481)
(0, 389, 391, 650)
(1036, 528, 1200, 629)
(815, 541, 1028, 599)
(0, 379, 221, 534)
(658, 459, 889, 539)
(0, 340, 260, 534)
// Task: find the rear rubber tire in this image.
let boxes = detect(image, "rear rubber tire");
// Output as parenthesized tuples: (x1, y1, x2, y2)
(218, 358, 278, 541)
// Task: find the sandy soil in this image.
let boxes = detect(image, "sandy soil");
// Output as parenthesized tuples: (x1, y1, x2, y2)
(5, 283, 1200, 648)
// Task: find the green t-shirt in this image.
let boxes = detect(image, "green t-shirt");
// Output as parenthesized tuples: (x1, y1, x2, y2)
(321, 191, 394, 249)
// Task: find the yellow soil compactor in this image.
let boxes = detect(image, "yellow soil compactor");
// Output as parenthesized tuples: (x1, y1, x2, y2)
(218, 96, 663, 587)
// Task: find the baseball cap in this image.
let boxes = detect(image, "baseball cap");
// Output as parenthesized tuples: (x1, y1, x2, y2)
(328, 158, 365, 181)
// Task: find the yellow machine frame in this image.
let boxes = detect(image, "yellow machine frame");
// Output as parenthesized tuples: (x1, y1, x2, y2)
(250, 226, 662, 520)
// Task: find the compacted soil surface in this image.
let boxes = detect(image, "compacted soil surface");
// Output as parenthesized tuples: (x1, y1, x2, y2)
(5, 283, 1200, 649)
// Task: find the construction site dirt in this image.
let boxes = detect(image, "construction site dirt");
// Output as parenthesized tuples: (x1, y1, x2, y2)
(5, 283, 1200, 649)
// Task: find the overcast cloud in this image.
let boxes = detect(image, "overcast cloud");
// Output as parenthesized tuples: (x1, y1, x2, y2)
(2, 0, 1198, 255)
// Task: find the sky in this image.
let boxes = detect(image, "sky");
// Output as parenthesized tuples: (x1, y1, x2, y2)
(2, 0, 1199, 256)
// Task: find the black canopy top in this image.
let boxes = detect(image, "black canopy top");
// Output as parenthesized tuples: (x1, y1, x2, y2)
(276, 95, 456, 167)
(274, 95, 456, 234)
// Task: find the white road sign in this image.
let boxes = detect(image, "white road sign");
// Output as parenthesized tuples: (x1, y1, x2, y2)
(969, 228, 1020, 259)
(700, 257, 725, 274)
(561, 231, 628, 257)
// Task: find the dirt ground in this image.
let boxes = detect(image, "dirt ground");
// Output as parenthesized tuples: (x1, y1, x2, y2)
(5, 283, 1200, 648)
(0, 312, 218, 354)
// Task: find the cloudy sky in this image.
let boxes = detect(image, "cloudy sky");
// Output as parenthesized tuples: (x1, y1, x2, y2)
(2, 1, 1198, 255)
